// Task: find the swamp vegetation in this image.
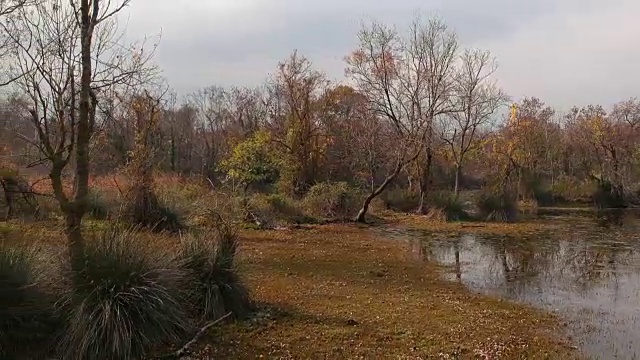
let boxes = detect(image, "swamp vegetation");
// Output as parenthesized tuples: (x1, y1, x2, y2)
(0, 0, 638, 358)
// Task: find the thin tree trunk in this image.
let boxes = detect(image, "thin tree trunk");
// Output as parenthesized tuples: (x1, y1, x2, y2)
(454, 163, 462, 200)
(355, 162, 404, 223)
(416, 148, 433, 214)
(63, 0, 95, 272)
(355, 143, 425, 223)
(355, 172, 397, 223)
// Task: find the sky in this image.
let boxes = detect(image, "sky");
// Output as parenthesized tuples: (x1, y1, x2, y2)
(121, 0, 640, 111)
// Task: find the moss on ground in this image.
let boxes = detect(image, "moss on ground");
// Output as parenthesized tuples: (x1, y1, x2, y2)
(197, 223, 579, 359)
(1, 216, 580, 358)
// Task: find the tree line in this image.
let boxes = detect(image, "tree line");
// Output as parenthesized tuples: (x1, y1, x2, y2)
(0, 2, 638, 227)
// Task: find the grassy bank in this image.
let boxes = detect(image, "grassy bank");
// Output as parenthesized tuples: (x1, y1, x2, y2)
(197, 222, 578, 359)
(0, 206, 580, 358)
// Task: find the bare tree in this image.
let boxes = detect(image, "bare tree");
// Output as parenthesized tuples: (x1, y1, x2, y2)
(345, 16, 458, 222)
(0, 0, 33, 86)
(409, 16, 459, 214)
(2, 0, 157, 270)
(439, 49, 508, 198)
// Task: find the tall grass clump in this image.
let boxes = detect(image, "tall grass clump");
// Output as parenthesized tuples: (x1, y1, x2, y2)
(591, 178, 627, 209)
(377, 188, 421, 213)
(476, 191, 518, 222)
(60, 227, 190, 360)
(86, 190, 111, 220)
(0, 244, 56, 358)
(180, 211, 252, 321)
(121, 185, 185, 233)
(425, 193, 469, 222)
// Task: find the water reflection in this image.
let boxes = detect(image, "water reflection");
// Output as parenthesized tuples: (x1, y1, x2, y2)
(390, 211, 640, 359)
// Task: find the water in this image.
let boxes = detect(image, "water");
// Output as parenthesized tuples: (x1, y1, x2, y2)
(384, 209, 640, 360)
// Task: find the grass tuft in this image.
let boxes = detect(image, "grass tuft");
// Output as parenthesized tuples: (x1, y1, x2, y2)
(60, 226, 190, 360)
(425, 193, 469, 222)
(180, 211, 253, 321)
(476, 191, 519, 222)
(121, 186, 185, 233)
(0, 243, 56, 358)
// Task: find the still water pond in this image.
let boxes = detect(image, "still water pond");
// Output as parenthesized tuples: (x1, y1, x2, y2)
(386, 209, 640, 359)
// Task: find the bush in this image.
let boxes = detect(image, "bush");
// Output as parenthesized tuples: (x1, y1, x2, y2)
(179, 213, 252, 321)
(303, 182, 360, 221)
(592, 179, 627, 209)
(0, 244, 56, 358)
(549, 177, 597, 203)
(60, 227, 190, 359)
(121, 185, 185, 233)
(378, 188, 421, 213)
(87, 190, 111, 220)
(425, 193, 469, 222)
(476, 191, 518, 222)
(0, 170, 41, 220)
(246, 193, 313, 227)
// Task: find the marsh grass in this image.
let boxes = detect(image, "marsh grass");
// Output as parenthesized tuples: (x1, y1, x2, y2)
(180, 212, 253, 321)
(425, 193, 470, 222)
(59, 226, 190, 359)
(476, 192, 519, 222)
(121, 185, 185, 233)
(0, 243, 57, 358)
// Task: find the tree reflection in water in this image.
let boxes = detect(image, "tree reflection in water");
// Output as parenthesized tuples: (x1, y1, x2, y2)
(392, 209, 640, 359)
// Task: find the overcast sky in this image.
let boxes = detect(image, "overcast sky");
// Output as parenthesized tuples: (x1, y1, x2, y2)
(122, 0, 640, 111)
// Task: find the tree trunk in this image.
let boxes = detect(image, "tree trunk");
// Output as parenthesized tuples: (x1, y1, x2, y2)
(416, 148, 433, 214)
(62, 0, 95, 272)
(355, 163, 403, 223)
(454, 163, 462, 200)
(65, 211, 85, 273)
(355, 143, 425, 223)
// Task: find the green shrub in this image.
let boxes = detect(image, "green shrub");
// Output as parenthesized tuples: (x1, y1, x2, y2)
(425, 193, 469, 222)
(303, 182, 360, 221)
(0, 244, 57, 358)
(60, 227, 190, 360)
(476, 191, 518, 222)
(179, 214, 252, 321)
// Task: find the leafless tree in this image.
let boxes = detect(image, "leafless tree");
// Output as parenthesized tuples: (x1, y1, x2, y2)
(2, 0, 158, 270)
(439, 49, 509, 198)
(0, 0, 34, 86)
(345, 15, 458, 222)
